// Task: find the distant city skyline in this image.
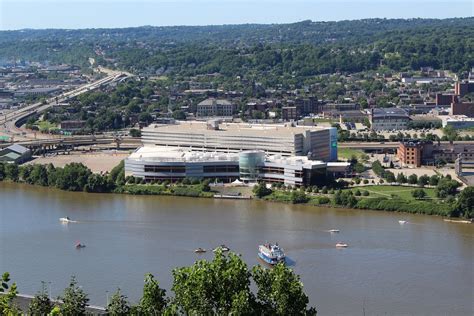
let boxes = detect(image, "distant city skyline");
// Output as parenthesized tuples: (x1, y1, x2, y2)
(0, 0, 472, 30)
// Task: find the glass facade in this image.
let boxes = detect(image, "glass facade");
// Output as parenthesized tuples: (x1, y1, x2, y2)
(239, 151, 265, 182)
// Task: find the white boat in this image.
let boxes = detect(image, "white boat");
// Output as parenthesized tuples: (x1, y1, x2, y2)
(336, 243, 348, 248)
(194, 248, 207, 253)
(60, 217, 76, 223)
(213, 245, 230, 252)
(398, 220, 407, 224)
(258, 243, 286, 265)
(329, 229, 340, 233)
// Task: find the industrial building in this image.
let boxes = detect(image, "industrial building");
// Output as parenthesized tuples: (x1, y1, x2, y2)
(0, 144, 32, 164)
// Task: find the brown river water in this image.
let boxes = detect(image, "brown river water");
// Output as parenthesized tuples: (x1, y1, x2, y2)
(0, 182, 472, 315)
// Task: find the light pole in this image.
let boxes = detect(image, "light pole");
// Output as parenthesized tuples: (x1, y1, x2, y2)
(106, 290, 109, 307)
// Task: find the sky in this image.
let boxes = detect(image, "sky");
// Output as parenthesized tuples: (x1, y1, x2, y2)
(0, 0, 472, 30)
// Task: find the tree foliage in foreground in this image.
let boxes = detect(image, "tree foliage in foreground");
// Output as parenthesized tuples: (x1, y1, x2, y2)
(9, 249, 316, 315)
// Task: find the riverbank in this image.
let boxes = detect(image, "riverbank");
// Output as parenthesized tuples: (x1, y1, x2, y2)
(0, 161, 471, 219)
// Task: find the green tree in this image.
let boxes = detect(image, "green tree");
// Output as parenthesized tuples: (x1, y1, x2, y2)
(252, 263, 317, 316)
(4, 163, 19, 181)
(290, 190, 309, 204)
(253, 182, 272, 198)
(354, 162, 365, 174)
(0, 272, 20, 315)
(171, 250, 255, 315)
(451, 186, 474, 218)
(436, 178, 460, 198)
(417, 175, 429, 187)
(28, 282, 53, 316)
(407, 174, 418, 185)
(0, 163, 5, 180)
(396, 173, 407, 184)
(106, 289, 130, 316)
(58, 276, 89, 316)
(138, 274, 168, 315)
(429, 175, 440, 186)
(55, 163, 92, 191)
(411, 188, 427, 200)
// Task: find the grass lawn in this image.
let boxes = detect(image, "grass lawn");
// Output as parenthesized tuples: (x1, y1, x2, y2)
(313, 118, 334, 123)
(36, 120, 58, 132)
(338, 147, 365, 160)
(346, 185, 437, 201)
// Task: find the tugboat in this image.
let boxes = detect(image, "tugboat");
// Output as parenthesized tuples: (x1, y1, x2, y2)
(258, 243, 285, 265)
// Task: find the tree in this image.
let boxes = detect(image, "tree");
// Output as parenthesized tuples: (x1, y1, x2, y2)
(407, 174, 418, 185)
(417, 174, 429, 187)
(106, 289, 130, 316)
(354, 162, 365, 174)
(429, 175, 440, 186)
(451, 186, 474, 218)
(396, 173, 407, 184)
(84, 174, 113, 193)
(252, 263, 317, 316)
(385, 171, 396, 183)
(28, 282, 53, 316)
(55, 163, 92, 191)
(138, 274, 168, 315)
(4, 163, 19, 181)
(171, 250, 255, 315)
(290, 190, 309, 204)
(436, 178, 460, 198)
(129, 128, 141, 138)
(253, 182, 272, 198)
(58, 276, 89, 316)
(0, 272, 20, 315)
(411, 188, 427, 200)
(0, 163, 5, 180)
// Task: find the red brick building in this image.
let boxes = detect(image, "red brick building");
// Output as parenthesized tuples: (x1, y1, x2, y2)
(451, 103, 474, 117)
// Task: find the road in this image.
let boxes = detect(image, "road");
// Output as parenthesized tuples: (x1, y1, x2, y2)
(0, 69, 131, 141)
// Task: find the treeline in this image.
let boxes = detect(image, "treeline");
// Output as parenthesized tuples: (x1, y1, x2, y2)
(0, 18, 472, 76)
(253, 181, 473, 218)
(1, 250, 317, 315)
(0, 161, 124, 193)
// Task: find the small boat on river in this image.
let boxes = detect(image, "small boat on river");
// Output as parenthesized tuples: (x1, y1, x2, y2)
(195, 248, 207, 253)
(329, 229, 340, 233)
(398, 220, 407, 224)
(75, 241, 86, 249)
(336, 242, 348, 248)
(258, 243, 285, 265)
(60, 217, 76, 223)
(213, 245, 230, 252)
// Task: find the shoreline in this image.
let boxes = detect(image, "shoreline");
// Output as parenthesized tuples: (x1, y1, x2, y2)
(1, 180, 470, 221)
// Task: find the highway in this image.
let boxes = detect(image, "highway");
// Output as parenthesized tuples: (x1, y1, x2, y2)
(0, 70, 131, 140)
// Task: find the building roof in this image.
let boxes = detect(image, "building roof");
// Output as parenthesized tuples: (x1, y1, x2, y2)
(6, 144, 30, 155)
(143, 121, 331, 138)
(371, 108, 409, 119)
(198, 98, 232, 106)
(0, 152, 21, 161)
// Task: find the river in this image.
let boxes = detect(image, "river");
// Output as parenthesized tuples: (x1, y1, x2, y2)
(0, 182, 472, 315)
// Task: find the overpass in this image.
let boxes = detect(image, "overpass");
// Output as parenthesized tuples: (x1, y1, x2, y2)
(0, 71, 131, 139)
